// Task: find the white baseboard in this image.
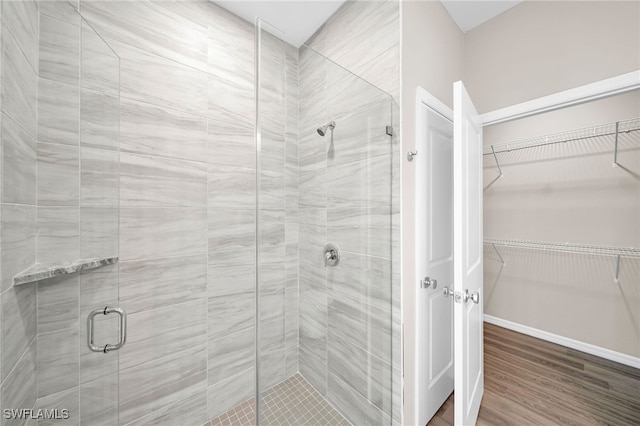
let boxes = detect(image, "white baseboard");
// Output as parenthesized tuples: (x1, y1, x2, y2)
(484, 314, 640, 369)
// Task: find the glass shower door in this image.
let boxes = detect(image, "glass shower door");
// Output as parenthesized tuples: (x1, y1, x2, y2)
(77, 15, 121, 426)
(256, 18, 395, 425)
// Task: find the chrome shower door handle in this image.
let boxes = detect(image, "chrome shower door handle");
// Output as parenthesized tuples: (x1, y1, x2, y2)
(87, 306, 127, 353)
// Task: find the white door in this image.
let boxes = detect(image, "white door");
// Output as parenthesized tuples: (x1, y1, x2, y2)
(415, 89, 455, 425)
(453, 81, 484, 426)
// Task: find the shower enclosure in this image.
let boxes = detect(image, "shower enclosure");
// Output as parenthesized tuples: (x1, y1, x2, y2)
(0, 3, 398, 425)
(255, 19, 397, 425)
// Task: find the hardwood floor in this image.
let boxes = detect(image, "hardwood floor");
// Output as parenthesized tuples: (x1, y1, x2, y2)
(428, 323, 640, 426)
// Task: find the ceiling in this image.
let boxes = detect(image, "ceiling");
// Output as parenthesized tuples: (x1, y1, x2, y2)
(213, 1, 524, 47)
(441, 0, 523, 32)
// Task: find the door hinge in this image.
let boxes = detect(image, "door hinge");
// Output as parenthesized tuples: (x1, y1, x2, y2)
(386, 125, 393, 136)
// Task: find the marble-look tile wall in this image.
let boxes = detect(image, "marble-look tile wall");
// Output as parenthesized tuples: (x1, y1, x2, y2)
(257, 29, 300, 395)
(0, 0, 39, 423)
(27, 2, 123, 425)
(298, 1, 401, 424)
(297, 45, 396, 425)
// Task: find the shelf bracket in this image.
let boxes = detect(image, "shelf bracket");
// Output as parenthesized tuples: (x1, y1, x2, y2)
(613, 121, 620, 168)
(613, 254, 621, 284)
(491, 243, 505, 266)
(484, 145, 503, 191)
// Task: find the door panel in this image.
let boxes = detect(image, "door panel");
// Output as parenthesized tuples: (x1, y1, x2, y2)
(453, 81, 484, 426)
(416, 93, 454, 425)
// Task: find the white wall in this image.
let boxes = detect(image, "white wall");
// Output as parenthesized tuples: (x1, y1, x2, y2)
(401, 0, 639, 421)
(400, 1, 463, 424)
(464, 0, 640, 359)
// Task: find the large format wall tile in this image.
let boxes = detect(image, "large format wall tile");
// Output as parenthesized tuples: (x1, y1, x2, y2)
(80, 21, 119, 96)
(328, 332, 392, 415)
(259, 315, 285, 360)
(80, 207, 118, 258)
(81, 0, 208, 72)
(119, 344, 206, 425)
(299, 279, 327, 394)
(207, 8, 253, 129)
(1, 284, 36, 383)
(208, 208, 255, 254)
(1, 204, 36, 293)
(208, 326, 254, 386)
(206, 367, 254, 420)
(326, 104, 391, 168)
(208, 247, 255, 297)
(260, 352, 288, 390)
(1, 339, 36, 426)
(37, 142, 79, 206)
(120, 254, 207, 314)
(119, 299, 207, 372)
(207, 120, 254, 169)
(37, 207, 80, 263)
(37, 275, 79, 334)
(36, 387, 79, 426)
(2, 30, 37, 138)
(327, 372, 391, 426)
(258, 262, 285, 323)
(37, 327, 79, 398)
(259, 170, 285, 211)
(79, 317, 119, 387)
(80, 89, 119, 151)
(208, 292, 255, 341)
(125, 392, 207, 426)
(120, 152, 207, 207)
(2, 116, 36, 205)
(327, 294, 391, 364)
(327, 155, 391, 209)
(80, 147, 119, 207)
(327, 207, 392, 259)
(38, 78, 79, 146)
(79, 375, 118, 426)
(38, 0, 80, 25)
(120, 207, 207, 261)
(120, 97, 207, 162)
(208, 164, 255, 211)
(1, 0, 38, 73)
(327, 251, 391, 313)
(258, 209, 285, 262)
(39, 13, 79, 85)
(79, 265, 118, 325)
(111, 39, 208, 117)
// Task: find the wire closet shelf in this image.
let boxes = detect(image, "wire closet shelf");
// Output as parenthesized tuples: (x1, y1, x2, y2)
(484, 238, 640, 259)
(482, 117, 640, 156)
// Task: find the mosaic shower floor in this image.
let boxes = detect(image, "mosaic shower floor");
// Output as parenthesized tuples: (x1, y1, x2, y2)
(205, 374, 351, 426)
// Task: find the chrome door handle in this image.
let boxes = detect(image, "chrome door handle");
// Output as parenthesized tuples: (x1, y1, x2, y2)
(443, 286, 453, 297)
(87, 306, 127, 353)
(453, 290, 480, 304)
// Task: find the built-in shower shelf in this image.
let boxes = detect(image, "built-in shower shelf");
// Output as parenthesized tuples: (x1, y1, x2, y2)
(13, 257, 118, 286)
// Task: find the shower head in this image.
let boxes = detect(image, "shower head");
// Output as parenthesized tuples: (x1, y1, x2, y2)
(317, 121, 336, 137)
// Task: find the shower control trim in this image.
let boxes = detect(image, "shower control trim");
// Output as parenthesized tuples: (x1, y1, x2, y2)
(323, 243, 340, 267)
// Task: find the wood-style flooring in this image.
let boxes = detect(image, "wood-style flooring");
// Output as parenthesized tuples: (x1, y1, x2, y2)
(428, 323, 640, 426)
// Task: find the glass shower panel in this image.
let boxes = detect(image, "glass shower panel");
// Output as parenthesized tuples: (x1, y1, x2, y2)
(78, 17, 121, 426)
(257, 18, 394, 425)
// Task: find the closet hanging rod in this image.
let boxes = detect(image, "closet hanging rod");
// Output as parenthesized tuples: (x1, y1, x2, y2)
(482, 117, 640, 156)
(484, 238, 640, 259)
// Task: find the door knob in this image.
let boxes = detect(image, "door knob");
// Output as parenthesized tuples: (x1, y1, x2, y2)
(443, 287, 453, 297)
